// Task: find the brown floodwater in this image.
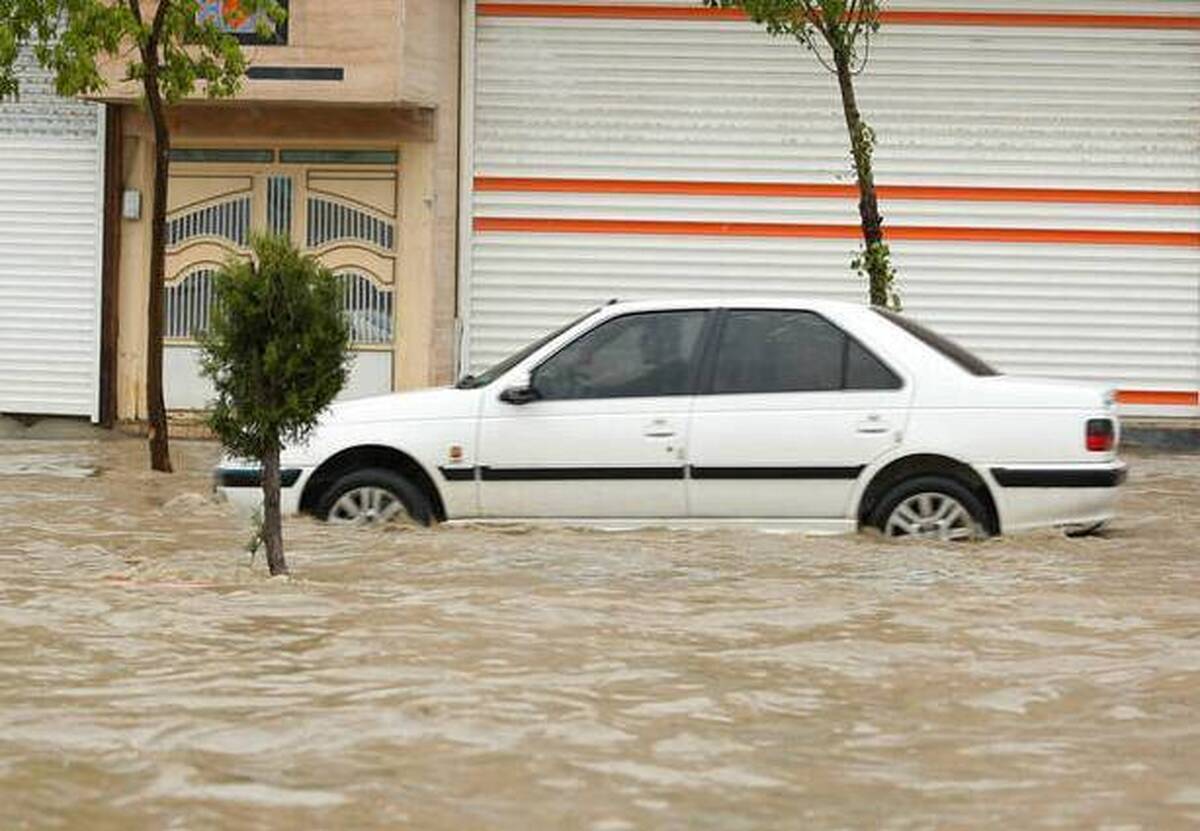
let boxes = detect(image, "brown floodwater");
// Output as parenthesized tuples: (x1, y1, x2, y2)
(0, 436, 1197, 829)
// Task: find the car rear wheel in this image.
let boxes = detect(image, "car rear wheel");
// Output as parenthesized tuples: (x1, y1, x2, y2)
(870, 476, 989, 541)
(316, 468, 434, 527)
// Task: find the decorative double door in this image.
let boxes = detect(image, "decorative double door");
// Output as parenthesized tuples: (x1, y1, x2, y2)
(162, 151, 400, 408)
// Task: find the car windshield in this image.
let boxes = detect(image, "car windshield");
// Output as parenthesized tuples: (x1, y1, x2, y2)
(873, 308, 1000, 377)
(455, 306, 602, 389)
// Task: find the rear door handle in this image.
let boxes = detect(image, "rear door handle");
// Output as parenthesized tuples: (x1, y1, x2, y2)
(644, 418, 676, 439)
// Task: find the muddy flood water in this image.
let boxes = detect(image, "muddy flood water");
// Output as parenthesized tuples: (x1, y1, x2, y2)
(0, 437, 1197, 829)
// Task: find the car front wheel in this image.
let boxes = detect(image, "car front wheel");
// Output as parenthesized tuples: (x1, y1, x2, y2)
(316, 468, 434, 527)
(870, 476, 989, 541)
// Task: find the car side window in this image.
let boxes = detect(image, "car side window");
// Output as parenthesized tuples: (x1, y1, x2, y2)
(533, 311, 708, 400)
(711, 309, 901, 394)
(845, 338, 902, 390)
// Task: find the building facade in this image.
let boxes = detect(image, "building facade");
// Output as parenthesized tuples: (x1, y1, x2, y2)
(102, 0, 461, 420)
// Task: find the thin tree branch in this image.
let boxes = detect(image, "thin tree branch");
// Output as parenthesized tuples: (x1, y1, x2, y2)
(804, 0, 830, 40)
(808, 35, 839, 73)
(848, 0, 866, 44)
(150, 0, 170, 56)
(852, 27, 871, 74)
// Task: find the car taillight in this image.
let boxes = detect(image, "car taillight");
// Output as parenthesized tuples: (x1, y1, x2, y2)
(1086, 418, 1115, 452)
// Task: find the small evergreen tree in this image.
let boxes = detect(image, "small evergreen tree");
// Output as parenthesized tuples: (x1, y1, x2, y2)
(200, 234, 350, 576)
(705, 0, 899, 308)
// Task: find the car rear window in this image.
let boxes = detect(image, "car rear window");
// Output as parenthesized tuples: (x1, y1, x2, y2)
(873, 308, 1000, 377)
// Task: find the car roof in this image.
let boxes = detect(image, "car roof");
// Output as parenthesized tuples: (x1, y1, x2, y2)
(599, 297, 870, 314)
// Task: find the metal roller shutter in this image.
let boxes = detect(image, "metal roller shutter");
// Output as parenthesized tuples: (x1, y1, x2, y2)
(460, 0, 1200, 416)
(0, 57, 105, 420)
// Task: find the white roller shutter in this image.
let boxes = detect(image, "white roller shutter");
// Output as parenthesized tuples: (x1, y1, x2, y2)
(460, 0, 1200, 416)
(0, 57, 104, 420)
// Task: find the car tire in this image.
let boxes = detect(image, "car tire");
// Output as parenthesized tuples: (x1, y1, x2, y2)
(315, 468, 435, 527)
(869, 475, 990, 541)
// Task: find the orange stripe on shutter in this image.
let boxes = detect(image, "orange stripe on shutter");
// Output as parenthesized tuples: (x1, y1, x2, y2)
(1116, 390, 1200, 407)
(474, 177, 1200, 207)
(476, 4, 1200, 29)
(473, 217, 1200, 248)
(884, 10, 1200, 29)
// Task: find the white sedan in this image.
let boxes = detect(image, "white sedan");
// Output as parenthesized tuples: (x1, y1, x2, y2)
(216, 299, 1126, 539)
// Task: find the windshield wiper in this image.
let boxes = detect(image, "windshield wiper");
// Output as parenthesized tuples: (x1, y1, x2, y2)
(455, 374, 479, 390)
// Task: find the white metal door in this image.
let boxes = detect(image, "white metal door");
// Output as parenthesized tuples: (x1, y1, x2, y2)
(0, 59, 104, 419)
(686, 308, 911, 518)
(476, 308, 709, 517)
(477, 394, 690, 518)
(688, 391, 907, 518)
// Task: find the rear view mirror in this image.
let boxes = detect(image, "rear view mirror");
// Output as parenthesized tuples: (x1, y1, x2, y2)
(499, 384, 540, 406)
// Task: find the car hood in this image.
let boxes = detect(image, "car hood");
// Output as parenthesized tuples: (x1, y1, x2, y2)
(321, 386, 482, 425)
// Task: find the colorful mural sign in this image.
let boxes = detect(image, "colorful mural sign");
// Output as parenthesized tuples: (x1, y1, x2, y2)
(196, 0, 287, 43)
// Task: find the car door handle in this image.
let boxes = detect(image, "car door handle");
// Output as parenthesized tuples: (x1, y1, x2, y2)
(856, 415, 889, 434)
(644, 418, 676, 439)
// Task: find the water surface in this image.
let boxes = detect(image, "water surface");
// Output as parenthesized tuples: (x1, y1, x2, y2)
(0, 439, 1197, 828)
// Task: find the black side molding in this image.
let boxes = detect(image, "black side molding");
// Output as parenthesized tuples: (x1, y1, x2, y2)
(439, 466, 477, 482)
(991, 467, 1127, 488)
(691, 466, 864, 481)
(438, 465, 864, 482)
(482, 466, 685, 481)
(216, 468, 302, 488)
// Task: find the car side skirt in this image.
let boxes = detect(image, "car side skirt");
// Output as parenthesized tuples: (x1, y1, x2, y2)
(444, 518, 858, 535)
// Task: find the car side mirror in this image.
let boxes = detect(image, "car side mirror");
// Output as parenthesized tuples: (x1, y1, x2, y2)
(499, 384, 541, 406)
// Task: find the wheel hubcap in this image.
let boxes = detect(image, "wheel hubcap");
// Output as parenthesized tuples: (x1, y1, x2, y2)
(328, 486, 407, 526)
(884, 492, 978, 541)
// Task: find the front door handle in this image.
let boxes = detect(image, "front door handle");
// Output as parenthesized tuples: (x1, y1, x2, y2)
(644, 430, 676, 439)
(856, 414, 889, 434)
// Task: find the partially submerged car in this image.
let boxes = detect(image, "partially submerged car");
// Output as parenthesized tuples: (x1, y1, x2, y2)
(216, 299, 1125, 539)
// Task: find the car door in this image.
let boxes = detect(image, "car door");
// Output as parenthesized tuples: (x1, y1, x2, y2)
(686, 308, 911, 519)
(477, 309, 711, 518)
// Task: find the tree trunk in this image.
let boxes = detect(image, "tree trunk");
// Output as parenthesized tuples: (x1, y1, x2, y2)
(833, 47, 890, 308)
(260, 443, 288, 576)
(143, 62, 173, 472)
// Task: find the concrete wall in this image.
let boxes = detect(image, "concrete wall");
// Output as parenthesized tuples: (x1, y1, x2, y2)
(100, 0, 437, 105)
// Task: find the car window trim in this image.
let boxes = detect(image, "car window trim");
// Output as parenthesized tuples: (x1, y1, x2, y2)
(696, 307, 906, 396)
(872, 307, 999, 377)
(527, 308, 715, 402)
(461, 306, 603, 389)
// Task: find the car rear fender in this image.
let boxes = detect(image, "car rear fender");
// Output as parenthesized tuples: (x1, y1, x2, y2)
(853, 450, 1001, 535)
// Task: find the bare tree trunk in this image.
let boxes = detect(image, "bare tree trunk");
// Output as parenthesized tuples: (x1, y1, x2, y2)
(143, 59, 173, 472)
(833, 46, 891, 308)
(260, 443, 288, 576)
